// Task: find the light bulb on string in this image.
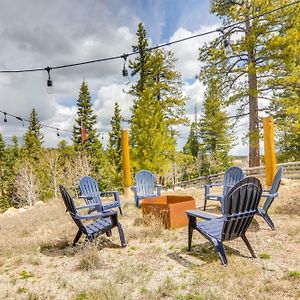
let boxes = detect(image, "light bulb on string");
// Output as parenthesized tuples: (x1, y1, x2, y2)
(223, 38, 233, 57)
(45, 66, 53, 94)
(217, 27, 233, 58)
(3, 112, 7, 123)
(121, 54, 130, 84)
(16, 116, 25, 127)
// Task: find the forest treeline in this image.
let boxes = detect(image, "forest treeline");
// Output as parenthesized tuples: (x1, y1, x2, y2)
(0, 0, 299, 210)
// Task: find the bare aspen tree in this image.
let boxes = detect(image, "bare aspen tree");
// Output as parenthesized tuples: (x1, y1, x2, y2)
(14, 161, 40, 206)
(64, 154, 92, 196)
(45, 150, 61, 198)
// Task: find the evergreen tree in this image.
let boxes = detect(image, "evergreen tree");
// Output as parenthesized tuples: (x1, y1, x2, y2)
(108, 103, 122, 171)
(271, 90, 300, 161)
(129, 23, 187, 175)
(73, 81, 101, 154)
(58, 139, 76, 166)
(183, 122, 199, 157)
(129, 22, 151, 97)
(147, 48, 187, 127)
(10, 135, 20, 161)
(23, 108, 43, 160)
(0, 133, 7, 196)
(198, 0, 298, 167)
(0, 135, 19, 209)
(199, 79, 233, 174)
(267, 3, 300, 161)
(131, 87, 175, 174)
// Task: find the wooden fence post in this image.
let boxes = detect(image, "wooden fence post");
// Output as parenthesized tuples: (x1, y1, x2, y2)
(121, 130, 132, 200)
(263, 116, 276, 187)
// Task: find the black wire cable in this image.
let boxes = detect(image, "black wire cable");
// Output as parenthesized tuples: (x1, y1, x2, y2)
(0, 109, 72, 133)
(0, 109, 112, 136)
(0, 0, 298, 73)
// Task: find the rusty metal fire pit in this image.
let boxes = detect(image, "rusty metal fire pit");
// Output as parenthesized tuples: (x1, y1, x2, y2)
(140, 195, 196, 229)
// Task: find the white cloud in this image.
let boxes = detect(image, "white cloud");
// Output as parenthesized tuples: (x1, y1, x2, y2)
(169, 25, 220, 79)
(94, 83, 134, 131)
(0, 1, 251, 156)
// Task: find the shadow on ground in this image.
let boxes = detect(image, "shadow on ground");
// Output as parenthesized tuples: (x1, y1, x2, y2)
(168, 241, 255, 268)
(40, 236, 122, 257)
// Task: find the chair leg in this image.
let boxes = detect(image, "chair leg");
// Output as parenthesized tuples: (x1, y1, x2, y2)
(73, 230, 82, 246)
(188, 221, 193, 251)
(242, 235, 256, 258)
(203, 198, 207, 211)
(215, 242, 228, 266)
(116, 222, 126, 248)
(260, 212, 275, 230)
(118, 206, 123, 215)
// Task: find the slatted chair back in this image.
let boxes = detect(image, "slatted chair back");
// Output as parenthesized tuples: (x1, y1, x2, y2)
(79, 176, 102, 207)
(135, 170, 156, 196)
(59, 185, 87, 235)
(262, 167, 283, 212)
(222, 166, 244, 197)
(222, 177, 262, 241)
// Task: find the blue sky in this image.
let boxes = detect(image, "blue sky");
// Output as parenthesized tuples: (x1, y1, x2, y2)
(123, 0, 219, 42)
(0, 0, 250, 155)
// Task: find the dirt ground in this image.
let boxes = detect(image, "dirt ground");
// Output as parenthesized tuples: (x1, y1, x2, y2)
(0, 181, 299, 300)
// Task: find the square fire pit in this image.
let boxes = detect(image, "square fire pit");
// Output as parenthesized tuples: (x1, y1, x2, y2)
(140, 195, 196, 229)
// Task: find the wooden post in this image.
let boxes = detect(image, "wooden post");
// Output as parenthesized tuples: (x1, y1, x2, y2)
(121, 130, 132, 200)
(263, 116, 276, 187)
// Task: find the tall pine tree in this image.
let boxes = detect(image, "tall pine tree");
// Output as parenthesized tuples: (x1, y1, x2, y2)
(183, 122, 199, 158)
(129, 22, 151, 98)
(108, 103, 122, 171)
(129, 23, 187, 175)
(199, 0, 298, 167)
(131, 87, 175, 174)
(199, 79, 233, 174)
(267, 2, 300, 161)
(23, 108, 43, 160)
(73, 81, 101, 154)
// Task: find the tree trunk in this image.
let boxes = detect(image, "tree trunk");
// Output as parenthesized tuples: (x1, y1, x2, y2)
(246, 20, 260, 167)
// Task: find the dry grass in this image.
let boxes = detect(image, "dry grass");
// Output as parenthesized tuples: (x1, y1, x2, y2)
(0, 182, 299, 299)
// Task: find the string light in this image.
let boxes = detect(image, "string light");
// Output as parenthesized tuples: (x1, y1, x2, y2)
(217, 28, 233, 58)
(121, 53, 130, 84)
(45, 66, 53, 93)
(0, 109, 72, 135)
(0, 1, 297, 77)
(16, 116, 24, 126)
(0, 109, 112, 139)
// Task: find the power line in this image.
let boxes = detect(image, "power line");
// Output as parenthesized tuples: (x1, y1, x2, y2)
(0, 0, 298, 74)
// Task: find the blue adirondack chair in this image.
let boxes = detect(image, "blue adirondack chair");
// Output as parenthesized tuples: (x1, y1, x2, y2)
(60, 185, 126, 247)
(204, 166, 244, 211)
(131, 170, 162, 207)
(187, 176, 262, 265)
(257, 167, 283, 230)
(79, 176, 123, 215)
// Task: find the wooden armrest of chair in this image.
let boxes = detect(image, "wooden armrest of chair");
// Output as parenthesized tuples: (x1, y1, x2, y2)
(75, 209, 116, 220)
(261, 192, 278, 198)
(205, 183, 222, 188)
(100, 191, 120, 202)
(76, 203, 101, 210)
(186, 209, 222, 220)
(79, 194, 96, 200)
